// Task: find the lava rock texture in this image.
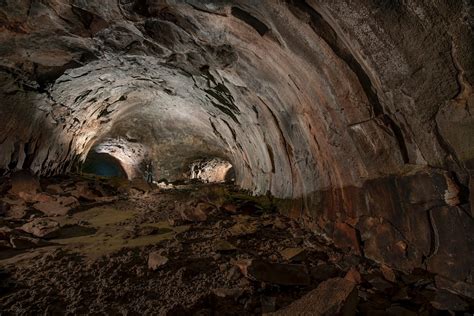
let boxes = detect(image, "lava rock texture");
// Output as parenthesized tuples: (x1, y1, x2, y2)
(0, 0, 473, 297)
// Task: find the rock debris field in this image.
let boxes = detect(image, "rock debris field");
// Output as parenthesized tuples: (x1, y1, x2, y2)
(0, 172, 472, 315)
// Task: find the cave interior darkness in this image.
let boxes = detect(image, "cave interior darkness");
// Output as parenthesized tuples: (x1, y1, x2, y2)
(0, 0, 473, 314)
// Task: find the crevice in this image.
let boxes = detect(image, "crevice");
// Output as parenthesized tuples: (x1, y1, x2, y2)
(231, 7, 270, 36)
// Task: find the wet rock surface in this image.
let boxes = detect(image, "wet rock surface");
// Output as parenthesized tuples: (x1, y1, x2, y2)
(0, 175, 473, 315)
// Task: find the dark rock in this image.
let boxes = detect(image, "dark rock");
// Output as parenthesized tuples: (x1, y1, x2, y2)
(273, 278, 358, 315)
(430, 290, 469, 311)
(9, 171, 41, 196)
(235, 259, 310, 286)
(33, 201, 71, 216)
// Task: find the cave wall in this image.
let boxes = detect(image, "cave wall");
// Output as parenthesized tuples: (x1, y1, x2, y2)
(0, 0, 473, 295)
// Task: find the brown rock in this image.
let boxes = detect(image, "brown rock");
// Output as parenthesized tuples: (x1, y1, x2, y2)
(279, 247, 306, 262)
(310, 263, 342, 282)
(221, 202, 238, 214)
(148, 251, 169, 270)
(214, 239, 237, 252)
(430, 290, 469, 311)
(33, 201, 71, 216)
(212, 288, 244, 298)
(235, 259, 310, 286)
(9, 171, 41, 196)
(20, 218, 61, 238)
(333, 222, 361, 255)
(45, 184, 64, 195)
(272, 278, 358, 316)
(177, 202, 209, 222)
(344, 267, 362, 284)
(380, 264, 396, 282)
(5, 204, 28, 219)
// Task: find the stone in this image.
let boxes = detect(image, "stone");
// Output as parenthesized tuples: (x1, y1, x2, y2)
(212, 288, 244, 298)
(430, 290, 469, 311)
(221, 202, 238, 214)
(33, 201, 71, 216)
(5, 204, 28, 219)
(45, 184, 64, 195)
(9, 171, 41, 196)
(177, 202, 209, 222)
(380, 264, 396, 283)
(148, 251, 169, 270)
(272, 278, 358, 315)
(235, 259, 310, 286)
(310, 263, 342, 282)
(279, 247, 306, 262)
(214, 239, 237, 252)
(344, 267, 362, 284)
(229, 220, 258, 236)
(333, 222, 361, 255)
(20, 218, 61, 238)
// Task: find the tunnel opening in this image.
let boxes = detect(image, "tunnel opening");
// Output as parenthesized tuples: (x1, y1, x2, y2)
(189, 157, 235, 184)
(81, 152, 128, 178)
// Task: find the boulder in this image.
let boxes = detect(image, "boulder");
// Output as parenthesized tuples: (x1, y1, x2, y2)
(177, 202, 210, 222)
(430, 290, 469, 311)
(272, 278, 358, 316)
(279, 247, 306, 262)
(235, 259, 310, 286)
(33, 201, 71, 216)
(148, 251, 169, 270)
(9, 171, 41, 196)
(20, 218, 61, 238)
(214, 239, 237, 252)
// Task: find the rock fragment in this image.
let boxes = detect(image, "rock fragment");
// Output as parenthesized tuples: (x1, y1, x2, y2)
(20, 218, 61, 238)
(148, 251, 169, 270)
(272, 278, 358, 315)
(235, 259, 310, 286)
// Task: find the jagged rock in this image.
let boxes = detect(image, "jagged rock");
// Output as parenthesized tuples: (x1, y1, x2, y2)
(344, 267, 362, 284)
(272, 278, 358, 315)
(5, 204, 28, 219)
(430, 290, 469, 311)
(212, 288, 244, 298)
(214, 239, 237, 252)
(310, 264, 342, 282)
(9, 171, 41, 196)
(279, 247, 306, 262)
(45, 184, 64, 195)
(20, 218, 61, 238)
(380, 265, 397, 283)
(148, 251, 169, 271)
(235, 259, 310, 286)
(176, 202, 209, 222)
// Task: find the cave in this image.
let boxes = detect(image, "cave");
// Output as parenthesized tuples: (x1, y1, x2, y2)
(0, 0, 473, 314)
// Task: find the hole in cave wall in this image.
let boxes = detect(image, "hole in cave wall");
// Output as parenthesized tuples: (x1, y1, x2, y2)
(81, 152, 128, 178)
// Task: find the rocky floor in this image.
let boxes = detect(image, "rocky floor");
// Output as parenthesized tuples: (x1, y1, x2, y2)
(0, 172, 473, 315)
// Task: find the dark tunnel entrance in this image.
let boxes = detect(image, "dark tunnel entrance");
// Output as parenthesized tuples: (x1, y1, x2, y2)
(82, 152, 128, 178)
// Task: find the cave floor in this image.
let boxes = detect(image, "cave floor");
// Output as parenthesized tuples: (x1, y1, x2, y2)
(0, 175, 473, 315)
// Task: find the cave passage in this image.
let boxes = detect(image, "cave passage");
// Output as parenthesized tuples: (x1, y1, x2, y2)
(81, 152, 128, 178)
(0, 0, 473, 314)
